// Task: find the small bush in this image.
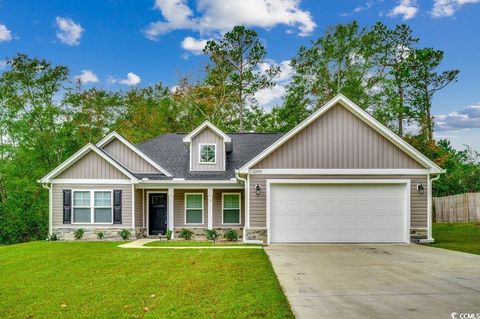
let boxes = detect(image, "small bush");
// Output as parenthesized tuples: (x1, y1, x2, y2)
(97, 232, 104, 240)
(118, 229, 131, 240)
(165, 229, 172, 240)
(179, 228, 193, 240)
(48, 233, 58, 241)
(224, 230, 239, 242)
(205, 229, 219, 245)
(74, 228, 85, 240)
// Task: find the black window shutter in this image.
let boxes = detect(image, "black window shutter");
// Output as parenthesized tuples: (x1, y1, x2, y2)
(113, 190, 122, 224)
(63, 190, 72, 224)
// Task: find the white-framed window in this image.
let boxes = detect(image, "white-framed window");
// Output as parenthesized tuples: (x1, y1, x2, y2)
(199, 143, 216, 164)
(222, 193, 241, 225)
(73, 190, 113, 224)
(185, 193, 204, 225)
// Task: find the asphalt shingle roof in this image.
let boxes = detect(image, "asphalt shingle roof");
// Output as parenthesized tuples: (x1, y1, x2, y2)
(136, 133, 284, 180)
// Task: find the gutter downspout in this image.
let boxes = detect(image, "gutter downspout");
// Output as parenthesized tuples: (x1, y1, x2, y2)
(427, 174, 441, 243)
(41, 183, 53, 237)
(235, 170, 249, 243)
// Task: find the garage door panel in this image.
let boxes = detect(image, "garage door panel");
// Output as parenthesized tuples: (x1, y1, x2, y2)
(269, 183, 407, 243)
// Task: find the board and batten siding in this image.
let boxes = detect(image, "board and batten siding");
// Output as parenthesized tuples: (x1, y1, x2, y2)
(102, 138, 159, 173)
(56, 150, 128, 179)
(190, 128, 225, 171)
(51, 183, 132, 228)
(174, 189, 208, 227)
(253, 104, 425, 169)
(212, 189, 245, 228)
(249, 175, 428, 228)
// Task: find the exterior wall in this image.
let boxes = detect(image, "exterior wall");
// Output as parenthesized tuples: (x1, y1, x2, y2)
(102, 138, 159, 173)
(190, 127, 225, 171)
(212, 189, 245, 228)
(173, 189, 208, 227)
(57, 151, 128, 179)
(253, 104, 424, 169)
(248, 174, 428, 229)
(134, 188, 143, 228)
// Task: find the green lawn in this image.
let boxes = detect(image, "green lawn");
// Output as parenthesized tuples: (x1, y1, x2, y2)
(0, 241, 293, 319)
(144, 240, 260, 247)
(427, 223, 480, 255)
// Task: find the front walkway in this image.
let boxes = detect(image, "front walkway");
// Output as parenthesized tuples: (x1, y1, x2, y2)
(118, 238, 262, 249)
(266, 244, 480, 319)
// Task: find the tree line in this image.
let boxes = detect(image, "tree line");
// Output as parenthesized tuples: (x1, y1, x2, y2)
(0, 22, 478, 244)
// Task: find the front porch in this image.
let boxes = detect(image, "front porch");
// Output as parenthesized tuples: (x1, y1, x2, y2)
(134, 185, 245, 240)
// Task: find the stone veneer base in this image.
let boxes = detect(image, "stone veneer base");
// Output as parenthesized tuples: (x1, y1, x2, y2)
(53, 227, 146, 241)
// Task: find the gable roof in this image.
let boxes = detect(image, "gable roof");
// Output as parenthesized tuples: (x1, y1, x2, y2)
(97, 131, 172, 177)
(137, 133, 283, 180)
(238, 94, 444, 174)
(39, 143, 138, 183)
(182, 120, 232, 144)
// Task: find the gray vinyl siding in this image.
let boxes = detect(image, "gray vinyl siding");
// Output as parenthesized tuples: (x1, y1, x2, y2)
(56, 150, 128, 179)
(249, 175, 428, 228)
(134, 189, 143, 228)
(52, 183, 132, 228)
(174, 189, 208, 227)
(102, 138, 159, 173)
(212, 189, 245, 228)
(253, 104, 425, 169)
(190, 128, 225, 171)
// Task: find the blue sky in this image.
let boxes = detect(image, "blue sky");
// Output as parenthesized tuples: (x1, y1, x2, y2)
(1, 0, 479, 151)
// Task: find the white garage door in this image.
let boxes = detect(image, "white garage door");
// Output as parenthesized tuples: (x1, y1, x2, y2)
(269, 183, 407, 243)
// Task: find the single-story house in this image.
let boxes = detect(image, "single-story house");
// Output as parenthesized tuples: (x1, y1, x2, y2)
(39, 94, 444, 243)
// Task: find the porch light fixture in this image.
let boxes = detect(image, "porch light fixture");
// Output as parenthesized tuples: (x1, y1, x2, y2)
(417, 184, 424, 194)
(255, 184, 261, 195)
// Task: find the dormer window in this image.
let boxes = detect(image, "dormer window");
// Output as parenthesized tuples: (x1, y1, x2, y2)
(199, 143, 216, 164)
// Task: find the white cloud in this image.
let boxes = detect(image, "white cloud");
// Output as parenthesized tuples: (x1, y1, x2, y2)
(0, 24, 12, 42)
(118, 72, 141, 86)
(431, 0, 480, 17)
(145, 0, 316, 39)
(255, 84, 286, 106)
(0, 60, 7, 70)
(388, 0, 419, 20)
(435, 103, 480, 131)
(56, 17, 84, 46)
(181, 36, 209, 54)
(255, 59, 294, 107)
(74, 70, 99, 84)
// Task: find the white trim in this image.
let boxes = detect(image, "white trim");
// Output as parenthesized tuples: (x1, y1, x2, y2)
(42, 183, 53, 235)
(39, 143, 138, 183)
(132, 184, 135, 228)
(142, 189, 145, 228)
(239, 94, 444, 174)
(168, 187, 174, 239)
(96, 131, 172, 177)
(189, 143, 192, 171)
(249, 169, 432, 175)
(221, 192, 242, 226)
(198, 143, 217, 164)
(71, 189, 114, 225)
(184, 193, 205, 225)
(139, 184, 244, 190)
(140, 179, 241, 185)
(265, 179, 411, 244)
(183, 120, 231, 143)
(146, 190, 168, 236)
(428, 174, 441, 241)
(207, 188, 213, 229)
(50, 179, 133, 185)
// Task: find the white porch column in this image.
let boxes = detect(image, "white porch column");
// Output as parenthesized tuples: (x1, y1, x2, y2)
(207, 187, 213, 229)
(168, 187, 174, 239)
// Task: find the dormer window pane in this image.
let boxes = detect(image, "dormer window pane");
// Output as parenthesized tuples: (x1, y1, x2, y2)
(200, 144, 216, 163)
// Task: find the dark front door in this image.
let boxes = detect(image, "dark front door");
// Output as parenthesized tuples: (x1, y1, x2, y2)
(149, 193, 167, 235)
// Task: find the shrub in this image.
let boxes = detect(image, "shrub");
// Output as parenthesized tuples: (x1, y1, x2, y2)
(48, 233, 58, 241)
(97, 232, 104, 240)
(165, 229, 172, 240)
(205, 229, 219, 245)
(224, 230, 239, 242)
(74, 228, 85, 240)
(179, 228, 193, 240)
(118, 229, 131, 240)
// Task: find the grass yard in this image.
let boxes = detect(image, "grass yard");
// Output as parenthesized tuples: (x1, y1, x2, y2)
(0, 241, 293, 319)
(427, 223, 480, 255)
(144, 240, 260, 247)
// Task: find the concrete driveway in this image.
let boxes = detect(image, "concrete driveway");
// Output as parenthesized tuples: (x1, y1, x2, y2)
(266, 244, 480, 319)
